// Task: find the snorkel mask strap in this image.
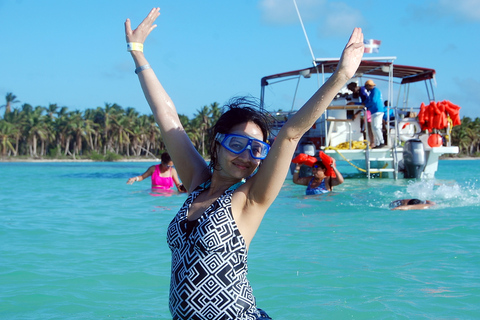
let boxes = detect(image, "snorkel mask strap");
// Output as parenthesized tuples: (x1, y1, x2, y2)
(215, 133, 225, 143)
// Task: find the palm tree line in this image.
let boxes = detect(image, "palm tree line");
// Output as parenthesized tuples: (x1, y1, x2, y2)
(0, 93, 222, 159)
(450, 117, 480, 156)
(1, 92, 479, 159)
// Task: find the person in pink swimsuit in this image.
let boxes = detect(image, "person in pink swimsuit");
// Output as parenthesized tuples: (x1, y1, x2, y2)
(127, 152, 187, 192)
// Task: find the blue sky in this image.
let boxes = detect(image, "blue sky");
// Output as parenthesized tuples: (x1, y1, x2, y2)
(1, 0, 479, 119)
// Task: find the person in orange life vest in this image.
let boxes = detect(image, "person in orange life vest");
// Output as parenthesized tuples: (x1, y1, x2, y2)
(293, 159, 344, 195)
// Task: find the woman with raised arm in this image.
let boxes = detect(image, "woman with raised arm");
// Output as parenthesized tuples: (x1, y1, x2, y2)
(125, 7, 363, 320)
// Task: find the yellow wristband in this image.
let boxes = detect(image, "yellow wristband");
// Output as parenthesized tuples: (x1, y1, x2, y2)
(127, 42, 144, 52)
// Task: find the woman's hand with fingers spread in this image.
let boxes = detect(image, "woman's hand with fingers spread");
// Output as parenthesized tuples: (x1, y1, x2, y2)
(336, 27, 364, 80)
(124, 7, 161, 45)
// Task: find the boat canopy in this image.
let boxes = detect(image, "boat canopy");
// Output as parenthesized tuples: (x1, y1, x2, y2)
(261, 57, 436, 87)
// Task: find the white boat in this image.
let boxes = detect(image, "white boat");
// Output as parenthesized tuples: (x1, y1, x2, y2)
(260, 56, 459, 179)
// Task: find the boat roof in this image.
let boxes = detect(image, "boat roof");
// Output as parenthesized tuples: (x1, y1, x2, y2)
(261, 56, 436, 86)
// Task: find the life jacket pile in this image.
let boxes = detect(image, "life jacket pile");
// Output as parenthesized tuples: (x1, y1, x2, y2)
(417, 100, 461, 131)
(292, 151, 337, 178)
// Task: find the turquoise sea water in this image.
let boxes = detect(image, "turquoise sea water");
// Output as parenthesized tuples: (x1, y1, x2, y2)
(1, 160, 479, 319)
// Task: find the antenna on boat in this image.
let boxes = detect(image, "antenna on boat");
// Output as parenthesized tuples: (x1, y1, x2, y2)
(290, 0, 321, 111)
(293, 0, 316, 65)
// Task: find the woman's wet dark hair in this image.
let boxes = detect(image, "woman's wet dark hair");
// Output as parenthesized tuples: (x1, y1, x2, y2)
(407, 199, 425, 205)
(161, 152, 171, 164)
(312, 161, 326, 171)
(208, 96, 272, 172)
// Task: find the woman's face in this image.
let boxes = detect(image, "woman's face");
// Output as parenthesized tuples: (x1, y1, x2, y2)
(216, 121, 264, 180)
(161, 161, 173, 169)
(312, 166, 326, 180)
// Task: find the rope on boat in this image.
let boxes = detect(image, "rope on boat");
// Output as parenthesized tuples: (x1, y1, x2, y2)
(325, 140, 388, 175)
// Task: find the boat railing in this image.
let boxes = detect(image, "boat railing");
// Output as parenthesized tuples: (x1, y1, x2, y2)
(324, 104, 405, 179)
(324, 105, 369, 149)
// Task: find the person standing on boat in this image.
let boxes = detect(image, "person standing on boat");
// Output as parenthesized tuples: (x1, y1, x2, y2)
(364, 79, 386, 148)
(127, 152, 187, 192)
(348, 82, 374, 146)
(125, 7, 364, 319)
(382, 99, 395, 143)
(293, 160, 344, 195)
(347, 81, 369, 104)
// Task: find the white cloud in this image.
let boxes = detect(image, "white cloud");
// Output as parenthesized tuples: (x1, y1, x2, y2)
(319, 2, 365, 37)
(439, 0, 480, 21)
(411, 0, 480, 23)
(259, 0, 365, 37)
(259, 0, 327, 25)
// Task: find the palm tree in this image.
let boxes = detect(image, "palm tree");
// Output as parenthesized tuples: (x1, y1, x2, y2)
(451, 116, 480, 156)
(83, 108, 101, 153)
(111, 114, 133, 156)
(68, 111, 87, 157)
(129, 118, 144, 157)
(143, 114, 162, 156)
(0, 120, 16, 156)
(3, 108, 24, 156)
(471, 118, 480, 154)
(94, 103, 124, 154)
(23, 105, 49, 157)
(186, 122, 203, 155)
(1, 92, 20, 117)
(209, 102, 222, 124)
(194, 105, 212, 157)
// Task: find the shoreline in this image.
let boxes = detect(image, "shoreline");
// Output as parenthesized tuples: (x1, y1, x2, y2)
(0, 157, 160, 163)
(0, 156, 478, 163)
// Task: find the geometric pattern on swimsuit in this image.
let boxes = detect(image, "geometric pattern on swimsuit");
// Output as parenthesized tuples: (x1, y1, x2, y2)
(305, 177, 329, 195)
(167, 181, 262, 320)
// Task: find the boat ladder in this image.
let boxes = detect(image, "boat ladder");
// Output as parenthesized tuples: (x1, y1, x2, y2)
(365, 143, 399, 179)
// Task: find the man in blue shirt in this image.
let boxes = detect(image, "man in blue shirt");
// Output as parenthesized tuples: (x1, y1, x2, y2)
(348, 82, 374, 146)
(364, 80, 385, 148)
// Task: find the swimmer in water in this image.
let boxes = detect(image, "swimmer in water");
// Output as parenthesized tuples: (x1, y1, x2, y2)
(389, 199, 435, 210)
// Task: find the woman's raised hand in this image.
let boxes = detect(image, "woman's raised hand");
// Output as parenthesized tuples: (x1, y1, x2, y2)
(124, 7, 161, 45)
(336, 28, 364, 80)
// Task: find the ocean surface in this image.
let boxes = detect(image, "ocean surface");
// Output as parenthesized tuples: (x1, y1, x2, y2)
(1, 160, 479, 319)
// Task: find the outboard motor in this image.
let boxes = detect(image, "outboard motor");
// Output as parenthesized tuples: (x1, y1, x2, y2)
(403, 139, 426, 179)
(301, 142, 315, 156)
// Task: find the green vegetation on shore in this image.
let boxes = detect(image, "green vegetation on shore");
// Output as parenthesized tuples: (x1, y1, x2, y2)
(0, 93, 221, 161)
(0, 92, 479, 160)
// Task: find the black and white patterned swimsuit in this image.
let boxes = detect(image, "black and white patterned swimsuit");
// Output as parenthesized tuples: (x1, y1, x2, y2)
(167, 180, 262, 320)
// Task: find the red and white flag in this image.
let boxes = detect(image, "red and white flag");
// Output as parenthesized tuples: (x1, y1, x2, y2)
(364, 39, 381, 53)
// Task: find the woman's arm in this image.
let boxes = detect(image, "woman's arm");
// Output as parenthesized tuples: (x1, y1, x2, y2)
(329, 167, 344, 188)
(171, 168, 187, 193)
(125, 8, 209, 191)
(328, 159, 344, 188)
(393, 203, 434, 211)
(126, 165, 155, 184)
(244, 28, 364, 210)
(292, 164, 310, 186)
